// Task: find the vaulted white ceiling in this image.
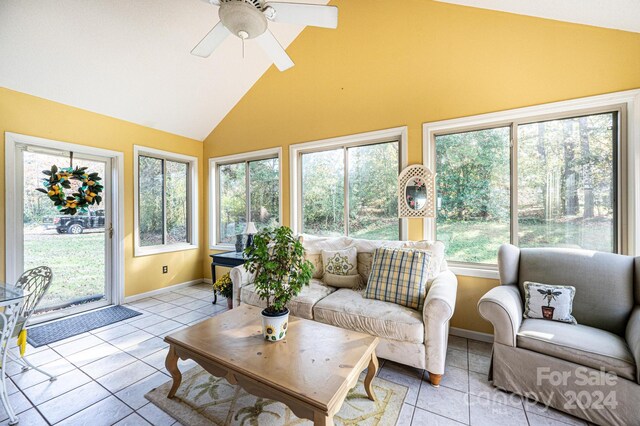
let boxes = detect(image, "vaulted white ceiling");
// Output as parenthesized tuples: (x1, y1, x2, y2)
(0, 0, 326, 141)
(436, 0, 640, 33)
(1, 1, 638, 142)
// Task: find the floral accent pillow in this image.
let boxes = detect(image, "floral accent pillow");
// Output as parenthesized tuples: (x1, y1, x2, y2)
(321, 246, 361, 288)
(523, 281, 577, 324)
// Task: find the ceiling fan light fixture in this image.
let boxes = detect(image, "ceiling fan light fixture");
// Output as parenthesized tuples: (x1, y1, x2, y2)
(193, 0, 339, 71)
(218, 0, 267, 39)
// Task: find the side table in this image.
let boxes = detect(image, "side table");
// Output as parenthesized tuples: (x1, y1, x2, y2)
(210, 251, 246, 305)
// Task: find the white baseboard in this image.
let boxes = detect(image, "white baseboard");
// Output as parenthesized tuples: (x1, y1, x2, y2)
(124, 279, 205, 303)
(203, 278, 213, 285)
(450, 327, 493, 343)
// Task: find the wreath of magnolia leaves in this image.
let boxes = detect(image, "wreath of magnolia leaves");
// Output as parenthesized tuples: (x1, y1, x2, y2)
(36, 165, 103, 215)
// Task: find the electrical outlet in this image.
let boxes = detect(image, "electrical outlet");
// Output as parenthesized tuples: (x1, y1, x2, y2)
(162, 266, 168, 274)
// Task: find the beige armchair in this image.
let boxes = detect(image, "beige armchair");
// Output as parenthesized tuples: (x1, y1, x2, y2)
(478, 244, 640, 425)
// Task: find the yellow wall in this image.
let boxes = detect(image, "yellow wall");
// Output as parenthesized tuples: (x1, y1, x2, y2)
(0, 88, 205, 297)
(203, 0, 640, 333)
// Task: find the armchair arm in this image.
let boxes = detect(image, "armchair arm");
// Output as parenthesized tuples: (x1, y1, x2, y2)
(626, 306, 640, 384)
(423, 270, 458, 375)
(229, 265, 255, 308)
(498, 244, 520, 286)
(477, 285, 523, 347)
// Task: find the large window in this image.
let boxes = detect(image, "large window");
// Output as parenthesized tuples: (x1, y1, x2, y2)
(432, 110, 619, 266)
(134, 147, 198, 256)
(298, 138, 402, 240)
(211, 150, 281, 247)
(435, 127, 511, 264)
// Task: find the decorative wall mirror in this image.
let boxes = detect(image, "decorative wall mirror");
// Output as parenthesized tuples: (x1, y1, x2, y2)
(398, 165, 436, 218)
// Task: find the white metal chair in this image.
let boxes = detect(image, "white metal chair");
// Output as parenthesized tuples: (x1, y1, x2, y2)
(8, 266, 57, 382)
(0, 291, 25, 425)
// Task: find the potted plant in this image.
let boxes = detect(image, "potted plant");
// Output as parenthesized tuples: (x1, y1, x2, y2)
(212, 272, 233, 310)
(537, 288, 562, 320)
(243, 226, 313, 342)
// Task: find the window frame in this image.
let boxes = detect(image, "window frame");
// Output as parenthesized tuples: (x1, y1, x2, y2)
(133, 146, 199, 257)
(424, 90, 640, 279)
(290, 127, 409, 240)
(209, 147, 283, 250)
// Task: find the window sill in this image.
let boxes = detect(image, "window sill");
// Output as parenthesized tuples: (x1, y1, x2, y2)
(134, 243, 199, 257)
(209, 244, 236, 252)
(448, 263, 500, 280)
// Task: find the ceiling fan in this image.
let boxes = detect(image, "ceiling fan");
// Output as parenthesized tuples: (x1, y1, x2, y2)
(192, 0, 338, 71)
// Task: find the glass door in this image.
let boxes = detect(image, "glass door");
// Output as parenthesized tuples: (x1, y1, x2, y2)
(18, 145, 112, 322)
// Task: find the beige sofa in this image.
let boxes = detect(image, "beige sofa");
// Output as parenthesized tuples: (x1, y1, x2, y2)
(230, 235, 458, 386)
(478, 244, 640, 425)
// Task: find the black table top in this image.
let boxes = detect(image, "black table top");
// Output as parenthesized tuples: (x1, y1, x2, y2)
(210, 251, 246, 260)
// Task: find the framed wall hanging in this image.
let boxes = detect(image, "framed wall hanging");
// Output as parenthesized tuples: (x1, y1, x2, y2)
(398, 165, 436, 218)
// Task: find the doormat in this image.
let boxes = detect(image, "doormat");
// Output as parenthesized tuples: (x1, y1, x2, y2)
(27, 305, 142, 347)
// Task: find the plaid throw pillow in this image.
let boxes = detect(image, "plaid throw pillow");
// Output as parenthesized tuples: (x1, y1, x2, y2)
(364, 247, 432, 310)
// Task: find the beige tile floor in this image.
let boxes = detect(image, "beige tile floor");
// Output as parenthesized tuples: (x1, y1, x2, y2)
(1, 283, 589, 426)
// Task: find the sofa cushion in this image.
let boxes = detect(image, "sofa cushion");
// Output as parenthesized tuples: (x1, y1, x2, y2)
(523, 282, 577, 324)
(322, 246, 361, 288)
(313, 289, 424, 344)
(518, 248, 635, 336)
(240, 279, 336, 320)
(301, 234, 352, 255)
(305, 253, 324, 279)
(301, 235, 353, 279)
(364, 247, 431, 310)
(517, 319, 637, 381)
(303, 236, 450, 287)
(402, 240, 445, 280)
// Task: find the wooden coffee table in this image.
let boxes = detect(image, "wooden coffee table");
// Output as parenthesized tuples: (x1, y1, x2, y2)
(164, 305, 379, 426)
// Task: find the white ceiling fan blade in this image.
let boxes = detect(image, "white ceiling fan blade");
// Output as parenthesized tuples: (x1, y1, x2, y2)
(256, 30, 294, 71)
(191, 21, 231, 58)
(265, 2, 338, 29)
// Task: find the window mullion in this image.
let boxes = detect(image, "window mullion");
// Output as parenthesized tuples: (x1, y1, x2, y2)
(162, 159, 168, 246)
(510, 122, 519, 246)
(216, 164, 221, 245)
(186, 164, 191, 244)
(245, 161, 251, 224)
(343, 147, 349, 236)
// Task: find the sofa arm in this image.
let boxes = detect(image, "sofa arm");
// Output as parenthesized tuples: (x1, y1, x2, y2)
(229, 265, 254, 308)
(478, 285, 523, 347)
(423, 270, 458, 375)
(626, 306, 640, 384)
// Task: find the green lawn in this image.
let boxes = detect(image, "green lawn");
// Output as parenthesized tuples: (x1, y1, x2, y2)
(350, 221, 399, 240)
(438, 218, 614, 264)
(22, 218, 611, 309)
(24, 232, 105, 309)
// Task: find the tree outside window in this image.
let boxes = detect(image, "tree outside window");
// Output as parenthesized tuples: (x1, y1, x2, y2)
(435, 112, 618, 265)
(301, 141, 400, 240)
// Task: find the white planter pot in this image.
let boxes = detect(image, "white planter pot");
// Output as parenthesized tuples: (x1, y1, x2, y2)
(261, 308, 289, 342)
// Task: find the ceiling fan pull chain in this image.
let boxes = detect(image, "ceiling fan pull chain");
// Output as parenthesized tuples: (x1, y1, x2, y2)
(242, 37, 245, 59)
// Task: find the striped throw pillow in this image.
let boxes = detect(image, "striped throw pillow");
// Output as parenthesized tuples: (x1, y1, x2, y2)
(364, 247, 432, 310)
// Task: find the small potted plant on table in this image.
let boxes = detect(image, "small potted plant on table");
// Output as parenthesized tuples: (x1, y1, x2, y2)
(212, 272, 233, 310)
(244, 226, 313, 342)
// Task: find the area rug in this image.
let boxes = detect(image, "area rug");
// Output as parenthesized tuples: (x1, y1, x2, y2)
(27, 305, 142, 347)
(146, 366, 408, 425)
